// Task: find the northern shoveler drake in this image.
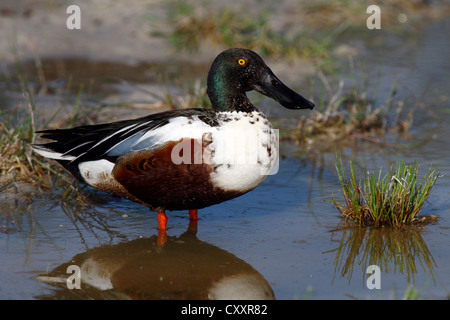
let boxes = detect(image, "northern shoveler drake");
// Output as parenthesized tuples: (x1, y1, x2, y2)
(32, 48, 314, 241)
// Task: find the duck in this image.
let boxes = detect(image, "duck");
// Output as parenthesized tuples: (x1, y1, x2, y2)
(32, 48, 314, 240)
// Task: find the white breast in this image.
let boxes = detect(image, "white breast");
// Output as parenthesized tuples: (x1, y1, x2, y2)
(208, 111, 278, 193)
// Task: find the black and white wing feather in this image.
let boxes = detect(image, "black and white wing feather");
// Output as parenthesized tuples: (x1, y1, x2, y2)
(32, 109, 218, 177)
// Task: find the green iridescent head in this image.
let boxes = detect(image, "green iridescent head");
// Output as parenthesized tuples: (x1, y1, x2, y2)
(206, 48, 315, 112)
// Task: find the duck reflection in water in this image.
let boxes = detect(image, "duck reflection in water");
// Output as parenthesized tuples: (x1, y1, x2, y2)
(36, 222, 274, 300)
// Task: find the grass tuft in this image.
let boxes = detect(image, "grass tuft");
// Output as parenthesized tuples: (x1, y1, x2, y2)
(332, 155, 439, 227)
(0, 104, 73, 192)
(279, 72, 415, 148)
(0, 54, 91, 197)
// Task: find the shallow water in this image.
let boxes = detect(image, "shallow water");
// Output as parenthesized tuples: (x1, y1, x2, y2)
(1, 18, 450, 299)
(1, 154, 449, 299)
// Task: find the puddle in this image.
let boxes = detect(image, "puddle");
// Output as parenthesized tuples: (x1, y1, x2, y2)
(14, 58, 209, 96)
(1, 17, 450, 300)
(2, 154, 449, 299)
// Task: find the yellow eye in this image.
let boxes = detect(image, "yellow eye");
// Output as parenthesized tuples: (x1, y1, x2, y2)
(238, 58, 246, 66)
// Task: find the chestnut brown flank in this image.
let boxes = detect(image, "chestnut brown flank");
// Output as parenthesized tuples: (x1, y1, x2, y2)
(111, 138, 244, 212)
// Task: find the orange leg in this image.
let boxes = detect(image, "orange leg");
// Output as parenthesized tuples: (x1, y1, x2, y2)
(157, 212, 168, 247)
(157, 211, 168, 230)
(187, 219, 198, 234)
(187, 209, 198, 234)
(189, 209, 198, 221)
